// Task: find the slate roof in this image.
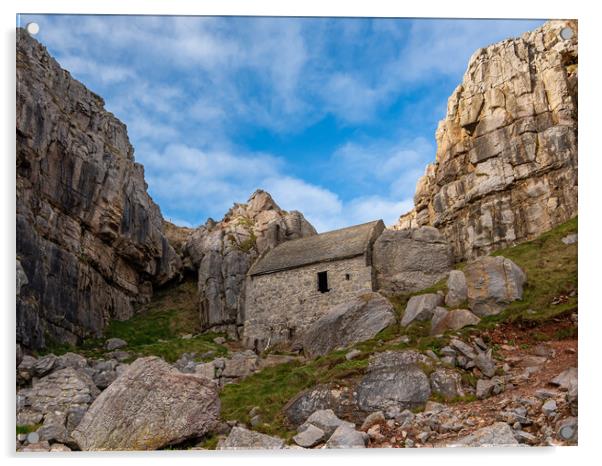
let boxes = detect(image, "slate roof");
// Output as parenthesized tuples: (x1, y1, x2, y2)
(248, 220, 385, 276)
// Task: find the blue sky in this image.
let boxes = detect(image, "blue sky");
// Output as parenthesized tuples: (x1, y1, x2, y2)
(18, 15, 544, 231)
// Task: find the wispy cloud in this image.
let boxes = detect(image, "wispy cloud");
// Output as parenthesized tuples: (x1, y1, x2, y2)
(22, 15, 544, 231)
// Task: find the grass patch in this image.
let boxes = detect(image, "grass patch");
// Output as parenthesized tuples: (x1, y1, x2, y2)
(41, 280, 228, 363)
(16, 424, 41, 435)
(220, 349, 370, 440)
(485, 216, 577, 326)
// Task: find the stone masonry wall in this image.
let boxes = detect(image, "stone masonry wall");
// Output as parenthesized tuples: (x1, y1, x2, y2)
(243, 256, 373, 351)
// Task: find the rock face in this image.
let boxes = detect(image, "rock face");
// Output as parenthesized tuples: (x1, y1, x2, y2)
(183, 190, 316, 337)
(301, 292, 397, 358)
(373, 227, 452, 294)
(396, 20, 578, 260)
(72, 357, 220, 450)
(16, 30, 180, 349)
(356, 351, 431, 414)
(464, 255, 526, 316)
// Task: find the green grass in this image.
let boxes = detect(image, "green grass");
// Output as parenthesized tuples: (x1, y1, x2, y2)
(220, 349, 370, 440)
(41, 280, 228, 363)
(482, 216, 577, 326)
(16, 424, 41, 435)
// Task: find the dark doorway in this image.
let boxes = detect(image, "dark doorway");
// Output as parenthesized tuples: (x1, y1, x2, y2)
(317, 271, 329, 293)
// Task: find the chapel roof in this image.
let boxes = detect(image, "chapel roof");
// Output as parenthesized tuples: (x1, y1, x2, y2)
(248, 219, 385, 276)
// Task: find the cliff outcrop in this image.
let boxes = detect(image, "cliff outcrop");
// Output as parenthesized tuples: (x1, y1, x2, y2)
(16, 30, 180, 349)
(183, 190, 316, 337)
(396, 20, 578, 260)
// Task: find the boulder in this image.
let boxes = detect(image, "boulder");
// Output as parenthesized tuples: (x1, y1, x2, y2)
(360, 411, 385, 431)
(283, 384, 357, 427)
(401, 293, 444, 327)
(446, 422, 519, 447)
(474, 350, 497, 378)
(105, 338, 127, 351)
(445, 270, 468, 307)
(301, 292, 396, 358)
(300, 409, 355, 437)
(221, 351, 259, 379)
(476, 377, 505, 399)
(356, 351, 431, 413)
(430, 369, 464, 400)
(550, 367, 577, 391)
(372, 227, 453, 294)
(464, 256, 526, 316)
(72, 357, 220, 450)
(325, 425, 367, 449)
(218, 426, 284, 450)
(430, 309, 481, 335)
(293, 424, 326, 448)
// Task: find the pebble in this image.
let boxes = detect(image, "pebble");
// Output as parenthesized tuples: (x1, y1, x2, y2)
(542, 399, 557, 416)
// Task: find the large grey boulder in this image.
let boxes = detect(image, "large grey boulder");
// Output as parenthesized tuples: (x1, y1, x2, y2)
(430, 309, 480, 336)
(300, 409, 355, 437)
(445, 270, 467, 307)
(356, 351, 431, 413)
(446, 422, 519, 447)
(218, 426, 285, 450)
(401, 293, 444, 327)
(373, 227, 452, 294)
(301, 292, 396, 358)
(293, 424, 326, 448)
(464, 256, 526, 316)
(283, 384, 357, 427)
(429, 369, 464, 400)
(72, 357, 220, 450)
(325, 425, 367, 449)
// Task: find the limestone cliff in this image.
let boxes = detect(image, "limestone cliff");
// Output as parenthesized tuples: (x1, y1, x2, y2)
(183, 190, 317, 337)
(396, 20, 578, 260)
(16, 30, 180, 349)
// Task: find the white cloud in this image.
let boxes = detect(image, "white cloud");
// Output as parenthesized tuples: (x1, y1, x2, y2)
(26, 15, 544, 231)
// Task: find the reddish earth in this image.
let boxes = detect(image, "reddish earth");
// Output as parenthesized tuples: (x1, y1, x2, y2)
(367, 318, 577, 448)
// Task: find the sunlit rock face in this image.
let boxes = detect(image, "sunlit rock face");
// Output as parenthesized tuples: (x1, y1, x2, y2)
(16, 30, 180, 349)
(396, 20, 578, 260)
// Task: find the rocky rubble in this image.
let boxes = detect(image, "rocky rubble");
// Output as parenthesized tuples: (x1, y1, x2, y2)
(401, 254, 525, 335)
(396, 20, 578, 260)
(16, 30, 180, 350)
(182, 190, 316, 337)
